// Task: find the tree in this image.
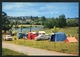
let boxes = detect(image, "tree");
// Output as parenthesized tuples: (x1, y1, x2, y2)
(43, 19, 56, 28)
(43, 15, 67, 28)
(41, 16, 46, 21)
(40, 16, 46, 25)
(14, 20, 18, 28)
(58, 14, 67, 28)
(2, 11, 13, 33)
(66, 19, 79, 27)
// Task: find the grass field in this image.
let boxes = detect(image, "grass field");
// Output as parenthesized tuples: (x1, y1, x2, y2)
(2, 27, 79, 55)
(2, 48, 27, 56)
(3, 39, 78, 55)
(13, 25, 43, 28)
(42, 27, 79, 39)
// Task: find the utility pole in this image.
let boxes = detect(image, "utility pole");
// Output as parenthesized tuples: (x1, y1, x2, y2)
(21, 17, 23, 33)
(30, 16, 32, 39)
(30, 16, 32, 32)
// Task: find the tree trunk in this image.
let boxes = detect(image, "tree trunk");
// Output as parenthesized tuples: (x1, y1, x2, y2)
(4, 30, 6, 34)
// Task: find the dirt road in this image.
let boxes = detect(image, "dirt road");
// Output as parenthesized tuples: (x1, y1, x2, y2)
(2, 42, 77, 56)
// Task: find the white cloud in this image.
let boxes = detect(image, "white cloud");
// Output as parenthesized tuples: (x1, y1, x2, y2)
(4, 5, 14, 10)
(3, 3, 37, 10)
(14, 3, 24, 8)
(3, 3, 24, 10)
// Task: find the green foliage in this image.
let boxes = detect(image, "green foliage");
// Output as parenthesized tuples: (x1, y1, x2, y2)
(40, 16, 46, 25)
(34, 22, 42, 25)
(66, 19, 79, 27)
(58, 14, 67, 27)
(44, 19, 56, 28)
(2, 11, 13, 33)
(43, 14, 68, 28)
(40, 16, 46, 21)
(12, 30, 18, 35)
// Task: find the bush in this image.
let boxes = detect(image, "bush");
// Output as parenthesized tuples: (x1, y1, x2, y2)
(43, 14, 67, 28)
(43, 19, 55, 28)
(66, 19, 79, 27)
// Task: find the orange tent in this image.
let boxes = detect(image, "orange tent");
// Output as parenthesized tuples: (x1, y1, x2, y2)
(64, 37, 78, 43)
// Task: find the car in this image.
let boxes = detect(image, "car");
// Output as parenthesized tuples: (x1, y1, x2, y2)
(17, 32, 23, 39)
(35, 34, 49, 41)
(4, 35, 12, 41)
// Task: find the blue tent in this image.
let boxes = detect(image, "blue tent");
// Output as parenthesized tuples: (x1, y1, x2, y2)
(50, 32, 66, 42)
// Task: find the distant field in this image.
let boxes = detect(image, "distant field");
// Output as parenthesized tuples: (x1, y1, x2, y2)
(2, 48, 27, 56)
(18, 24, 43, 26)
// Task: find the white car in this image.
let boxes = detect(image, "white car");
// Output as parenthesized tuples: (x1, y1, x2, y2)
(35, 34, 49, 41)
(4, 35, 12, 41)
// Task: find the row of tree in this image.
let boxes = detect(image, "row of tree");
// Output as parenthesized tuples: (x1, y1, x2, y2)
(2, 11, 79, 33)
(43, 14, 79, 28)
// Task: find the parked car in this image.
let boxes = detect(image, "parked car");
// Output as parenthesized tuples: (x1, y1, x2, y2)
(4, 35, 12, 41)
(35, 34, 49, 41)
(17, 32, 23, 39)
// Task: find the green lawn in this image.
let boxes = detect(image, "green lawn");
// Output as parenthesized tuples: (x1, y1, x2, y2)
(2, 48, 27, 56)
(13, 24, 43, 28)
(42, 27, 78, 39)
(2, 27, 79, 55)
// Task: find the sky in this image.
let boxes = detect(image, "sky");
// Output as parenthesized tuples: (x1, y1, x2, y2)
(2, 2, 79, 18)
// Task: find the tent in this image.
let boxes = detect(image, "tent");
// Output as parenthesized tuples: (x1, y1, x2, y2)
(27, 32, 37, 40)
(50, 32, 66, 42)
(64, 37, 78, 42)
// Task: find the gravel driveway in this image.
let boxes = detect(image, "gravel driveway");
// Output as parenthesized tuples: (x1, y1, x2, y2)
(2, 42, 77, 56)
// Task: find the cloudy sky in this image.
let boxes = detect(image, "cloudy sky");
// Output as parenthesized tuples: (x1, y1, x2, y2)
(2, 2, 79, 18)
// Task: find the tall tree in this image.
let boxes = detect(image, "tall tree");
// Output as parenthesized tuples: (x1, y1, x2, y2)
(40, 16, 46, 25)
(2, 11, 13, 33)
(41, 16, 46, 21)
(58, 14, 67, 28)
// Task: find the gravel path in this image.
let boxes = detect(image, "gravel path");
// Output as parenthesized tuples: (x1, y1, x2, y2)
(2, 42, 77, 56)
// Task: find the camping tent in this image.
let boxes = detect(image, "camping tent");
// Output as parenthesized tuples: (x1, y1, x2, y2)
(64, 37, 78, 42)
(27, 32, 37, 40)
(50, 32, 66, 42)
